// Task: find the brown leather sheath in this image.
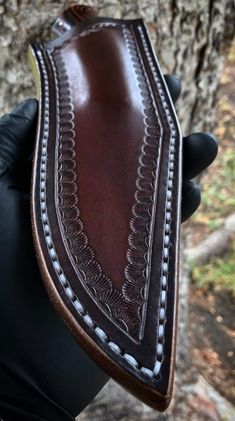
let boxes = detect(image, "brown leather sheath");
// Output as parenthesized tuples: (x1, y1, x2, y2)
(29, 5, 182, 411)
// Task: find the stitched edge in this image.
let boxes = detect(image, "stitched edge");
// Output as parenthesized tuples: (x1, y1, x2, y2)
(36, 21, 177, 378)
(137, 25, 177, 375)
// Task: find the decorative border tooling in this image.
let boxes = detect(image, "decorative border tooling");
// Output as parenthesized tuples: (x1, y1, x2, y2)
(35, 20, 177, 378)
(50, 23, 162, 339)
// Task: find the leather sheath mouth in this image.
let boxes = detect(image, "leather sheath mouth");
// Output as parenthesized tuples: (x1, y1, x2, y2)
(29, 8, 182, 411)
(52, 4, 98, 36)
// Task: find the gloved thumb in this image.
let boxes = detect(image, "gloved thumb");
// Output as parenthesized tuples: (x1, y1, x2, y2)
(0, 99, 38, 176)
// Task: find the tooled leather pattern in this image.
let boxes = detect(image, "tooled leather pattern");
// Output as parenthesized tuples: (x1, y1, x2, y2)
(50, 24, 161, 339)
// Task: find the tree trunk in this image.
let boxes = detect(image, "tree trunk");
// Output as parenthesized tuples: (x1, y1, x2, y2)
(0, 1, 234, 419)
(187, 212, 235, 266)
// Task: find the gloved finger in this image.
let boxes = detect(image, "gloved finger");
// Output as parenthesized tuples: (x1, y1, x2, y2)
(181, 179, 201, 222)
(183, 132, 218, 180)
(0, 99, 38, 172)
(164, 75, 181, 104)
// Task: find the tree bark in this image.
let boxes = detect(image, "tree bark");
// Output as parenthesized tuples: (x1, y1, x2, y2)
(1, 1, 234, 131)
(187, 213, 235, 266)
(0, 1, 234, 419)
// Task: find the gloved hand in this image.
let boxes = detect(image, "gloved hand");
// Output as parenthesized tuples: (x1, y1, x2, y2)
(164, 75, 218, 222)
(0, 76, 217, 421)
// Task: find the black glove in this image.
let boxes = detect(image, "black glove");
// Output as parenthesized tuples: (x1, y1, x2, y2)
(164, 75, 218, 222)
(0, 100, 108, 421)
(0, 76, 217, 421)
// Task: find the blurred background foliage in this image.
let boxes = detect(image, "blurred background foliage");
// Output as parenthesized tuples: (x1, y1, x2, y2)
(189, 41, 235, 407)
(192, 42, 235, 295)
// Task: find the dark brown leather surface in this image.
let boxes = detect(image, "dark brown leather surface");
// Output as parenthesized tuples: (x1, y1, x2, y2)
(29, 8, 182, 411)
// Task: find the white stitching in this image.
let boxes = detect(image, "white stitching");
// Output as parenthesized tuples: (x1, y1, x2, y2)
(137, 24, 177, 374)
(36, 21, 177, 378)
(123, 353, 139, 368)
